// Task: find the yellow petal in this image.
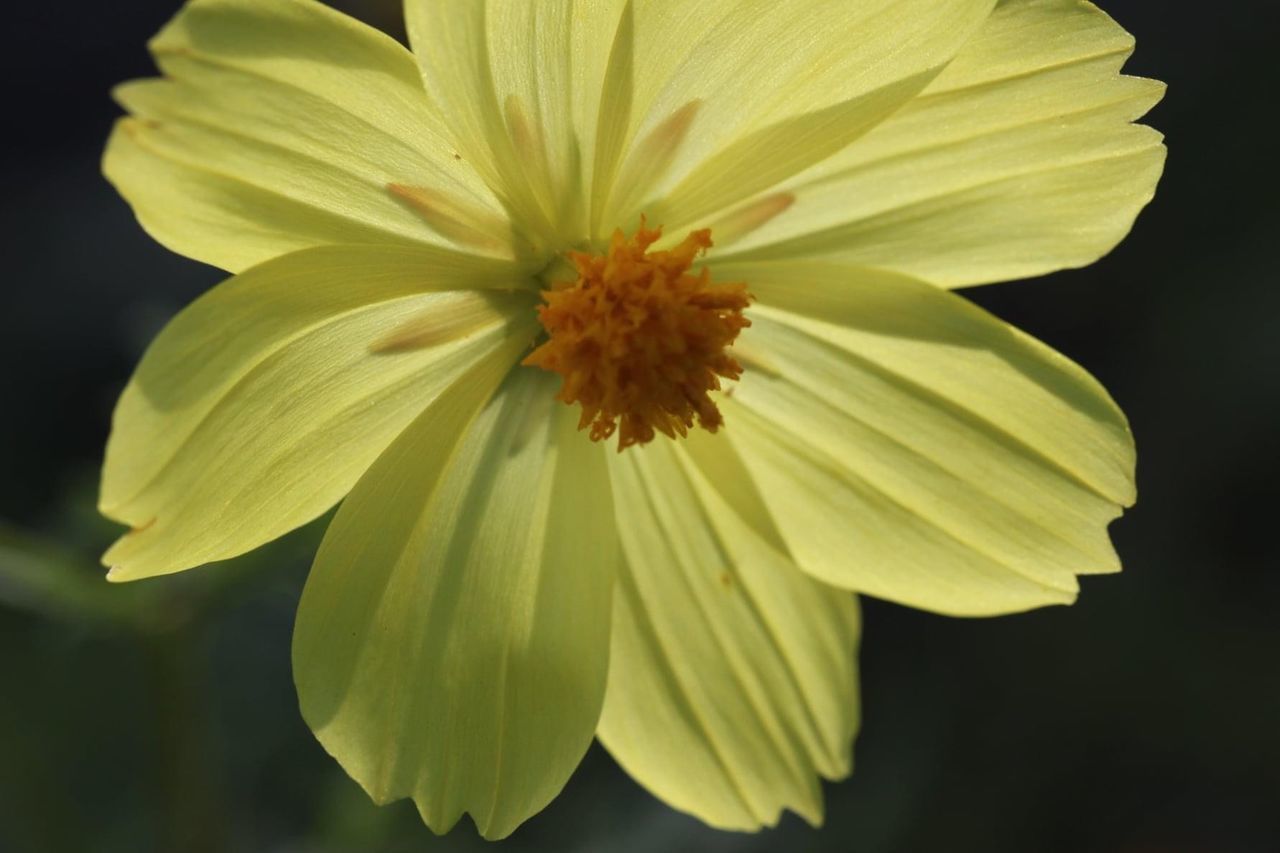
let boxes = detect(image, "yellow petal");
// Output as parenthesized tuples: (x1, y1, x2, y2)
(404, 0, 629, 247)
(717, 261, 1133, 616)
(294, 368, 617, 840)
(105, 0, 506, 272)
(716, 0, 1166, 288)
(101, 244, 535, 581)
(599, 436, 860, 830)
(601, 0, 997, 234)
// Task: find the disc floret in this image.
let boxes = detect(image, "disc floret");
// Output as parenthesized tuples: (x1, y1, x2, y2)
(523, 221, 751, 450)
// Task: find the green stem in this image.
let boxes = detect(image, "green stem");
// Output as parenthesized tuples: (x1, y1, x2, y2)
(142, 622, 227, 853)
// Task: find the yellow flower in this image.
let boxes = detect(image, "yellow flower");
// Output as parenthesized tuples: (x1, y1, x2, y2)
(100, 0, 1165, 838)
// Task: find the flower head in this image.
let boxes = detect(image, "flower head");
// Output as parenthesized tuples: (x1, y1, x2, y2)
(102, 0, 1164, 839)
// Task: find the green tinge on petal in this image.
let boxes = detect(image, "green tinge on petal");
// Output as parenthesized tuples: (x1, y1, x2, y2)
(487, 0, 634, 239)
(601, 0, 996, 233)
(405, 0, 627, 247)
(719, 261, 1133, 616)
(294, 367, 617, 840)
(105, 0, 505, 272)
(717, 0, 1166, 288)
(101, 244, 536, 581)
(598, 436, 859, 830)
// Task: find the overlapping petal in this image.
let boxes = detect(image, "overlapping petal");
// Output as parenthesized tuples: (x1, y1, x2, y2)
(622, 0, 997, 235)
(715, 261, 1133, 616)
(105, 0, 507, 273)
(101, 244, 535, 580)
(294, 368, 617, 840)
(405, 0, 630, 247)
(714, 0, 1165, 287)
(598, 436, 859, 829)
(404, 0, 995, 244)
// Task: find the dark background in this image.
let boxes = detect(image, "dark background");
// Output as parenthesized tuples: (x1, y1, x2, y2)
(2, 1, 1277, 851)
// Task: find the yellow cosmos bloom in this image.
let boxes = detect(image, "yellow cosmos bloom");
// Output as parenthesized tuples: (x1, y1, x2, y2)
(100, 0, 1165, 839)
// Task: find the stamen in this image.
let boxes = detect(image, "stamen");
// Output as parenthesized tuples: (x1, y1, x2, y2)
(503, 94, 550, 178)
(503, 94, 584, 236)
(706, 192, 796, 248)
(388, 183, 511, 255)
(369, 305, 496, 354)
(523, 220, 751, 450)
(605, 100, 703, 226)
(633, 100, 702, 174)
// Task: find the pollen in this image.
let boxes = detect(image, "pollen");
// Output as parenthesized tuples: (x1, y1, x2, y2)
(523, 221, 751, 450)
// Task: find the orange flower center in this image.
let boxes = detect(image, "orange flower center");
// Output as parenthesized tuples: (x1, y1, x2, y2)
(523, 221, 751, 450)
